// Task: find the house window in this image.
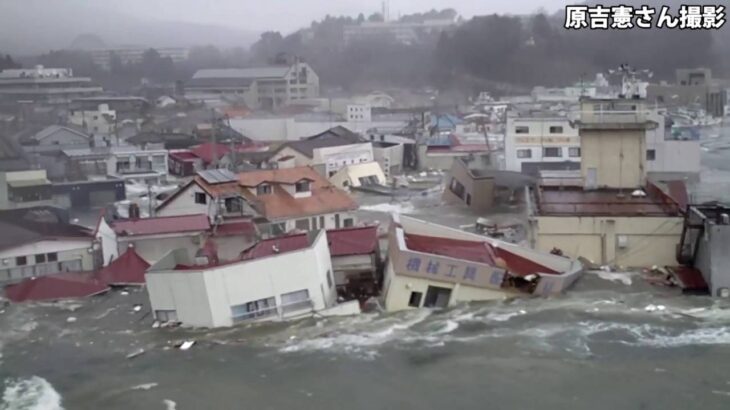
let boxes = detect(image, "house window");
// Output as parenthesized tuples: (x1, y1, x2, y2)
(295, 219, 310, 231)
(569, 147, 581, 158)
(343, 218, 354, 227)
(47, 252, 58, 262)
(327, 270, 333, 288)
(35, 254, 46, 264)
(543, 147, 562, 158)
(515, 126, 529, 134)
(408, 291, 423, 307)
(231, 297, 277, 322)
(517, 149, 532, 159)
(295, 180, 310, 193)
(16, 256, 27, 266)
(194, 192, 207, 204)
(281, 289, 311, 314)
(257, 184, 272, 195)
(647, 149, 656, 161)
(224, 197, 242, 213)
(449, 178, 466, 200)
(466, 194, 472, 206)
(549, 126, 564, 134)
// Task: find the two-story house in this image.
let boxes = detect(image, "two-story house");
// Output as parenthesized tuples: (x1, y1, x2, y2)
(156, 167, 358, 237)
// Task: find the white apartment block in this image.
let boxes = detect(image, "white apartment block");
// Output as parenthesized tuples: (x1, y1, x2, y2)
(504, 115, 580, 175)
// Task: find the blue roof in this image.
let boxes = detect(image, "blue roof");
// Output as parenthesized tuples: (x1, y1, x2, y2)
(430, 114, 463, 130)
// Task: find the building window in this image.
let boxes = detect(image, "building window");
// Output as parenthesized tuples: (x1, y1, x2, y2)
(543, 147, 562, 158)
(408, 291, 423, 307)
(281, 289, 311, 314)
(327, 270, 333, 288)
(647, 149, 656, 161)
(549, 126, 564, 134)
(194, 192, 207, 204)
(515, 126, 529, 134)
(517, 149, 532, 159)
(224, 197, 242, 213)
(295, 219, 310, 231)
(257, 184, 272, 195)
(47, 252, 58, 262)
(466, 194, 471, 206)
(35, 254, 46, 264)
(568, 147, 581, 158)
(343, 218, 354, 227)
(295, 180, 310, 193)
(16, 256, 27, 266)
(231, 296, 277, 322)
(449, 178, 466, 200)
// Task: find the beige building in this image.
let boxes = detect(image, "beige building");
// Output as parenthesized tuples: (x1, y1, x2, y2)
(329, 161, 386, 190)
(443, 156, 494, 211)
(530, 97, 685, 267)
(383, 215, 583, 312)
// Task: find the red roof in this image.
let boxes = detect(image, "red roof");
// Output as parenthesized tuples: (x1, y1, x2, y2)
(111, 214, 210, 237)
(239, 233, 311, 261)
(191, 143, 231, 164)
(169, 151, 199, 162)
(404, 233, 557, 276)
(327, 226, 379, 256)
(212, 220, 257, 237)
(4, 272, 109, 303)
(96, 248, 150, 285)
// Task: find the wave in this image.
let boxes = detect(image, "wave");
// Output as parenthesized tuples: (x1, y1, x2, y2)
(0, 377, 63, 410)
(359, 202, 415, 215)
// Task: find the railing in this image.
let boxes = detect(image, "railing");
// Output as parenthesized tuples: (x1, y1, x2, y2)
(578, 110, 649, 124)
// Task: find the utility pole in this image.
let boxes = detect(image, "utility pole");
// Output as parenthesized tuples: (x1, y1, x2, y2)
(211, 108, 217, 169)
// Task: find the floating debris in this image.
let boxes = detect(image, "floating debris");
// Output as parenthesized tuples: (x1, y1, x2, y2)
(177, 340, 195, 350)
(126, 348, 146, 359)
(66, 316, 77, 323)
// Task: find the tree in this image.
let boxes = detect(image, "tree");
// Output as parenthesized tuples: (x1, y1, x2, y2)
(0, 54, 20, 70)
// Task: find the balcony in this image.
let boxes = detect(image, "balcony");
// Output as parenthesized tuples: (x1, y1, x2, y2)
(575, 109, 657, 131)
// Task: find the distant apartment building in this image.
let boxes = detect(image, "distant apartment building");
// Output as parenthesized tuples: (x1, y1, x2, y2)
(89, 47, 190, 70)
(68, 103, 117, 136)
(504, 113, 580, 175)
(343, 19, 456, 45)
(0, 170, 53, 211)
(0, 66, 102, 104)
(62, 146, 169, 184)
(647, 68, 726, 118)
(186, 62, 319, 109)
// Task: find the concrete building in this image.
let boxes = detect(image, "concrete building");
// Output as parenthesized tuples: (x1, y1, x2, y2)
(417, 134, 492, 171)
(326, 226, 381, 298)
(443, 156, 494, 211)
(0, 170, 53, 211)
(89, 47, 190, 70)
(156, 167, 358, 236)
(68, 103, 116, 136)
(504, 114, 580, 175)
(329, 161, 387, 190)
(383, 215, 583, 312)
(145, 230, 338, 327)
(269, 127, 374, 178)
(186, 62, 319, 109)
(0, 66, 102, 104)
(62, 146, 169, 184)
(647, 68, 726, 118)
(0, 217, 97, 284)
(530, 97, 685, 267)
(645, 110, 701, 181)
(371, 141, 405, 180)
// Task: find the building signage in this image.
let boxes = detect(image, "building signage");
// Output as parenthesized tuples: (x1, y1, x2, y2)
(395, 251, 506, 290)
(514, 136, 576, 145)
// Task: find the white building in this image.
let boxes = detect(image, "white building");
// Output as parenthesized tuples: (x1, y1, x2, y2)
(145, 230, 338, 327)
(329, 161, 387, 189)
(0, 218, 97, 284)
(504, 114, 581, 175)
(269, 127, 375, 177)
(0, 65, 102, 104)
(645, 109, 701, 180)
(68, 103, 117, 136)
(0, 170, 53, 211)
(347, 104, 372, 122)
(186, 62, 319, 109)
(62, 146, 168, 184)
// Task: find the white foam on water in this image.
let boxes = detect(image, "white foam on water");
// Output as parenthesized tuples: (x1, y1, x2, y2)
(130, 383, 158, 391)
(1, 377, 63, 410)
(359, 202, 415, 215)
(634, 327, 730, 348)
(163, 399, 177, 410)
(485, 310, 527, 322)
(592, 270, 634, 286)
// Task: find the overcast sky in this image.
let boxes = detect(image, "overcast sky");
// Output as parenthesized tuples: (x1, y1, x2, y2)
(83, 0, 571, 33)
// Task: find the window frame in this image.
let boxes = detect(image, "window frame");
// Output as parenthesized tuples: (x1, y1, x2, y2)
(516, 149, 532, 159)
(568, 147, 581, 158)
(543, 147, 562, 158)
(194, 192, 207, 205)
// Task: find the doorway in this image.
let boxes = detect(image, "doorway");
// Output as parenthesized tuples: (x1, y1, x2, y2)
(423, 286, 452, 308)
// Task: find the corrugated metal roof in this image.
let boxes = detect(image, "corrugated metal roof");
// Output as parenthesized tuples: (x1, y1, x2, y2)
(4, 272, 109, 303)
(326, 225, 379, 256)
(111, 214, 210, 237)
(239, 233, 311, 260)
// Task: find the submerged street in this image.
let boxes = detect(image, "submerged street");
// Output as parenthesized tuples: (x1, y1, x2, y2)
(2, 273, 730, 409)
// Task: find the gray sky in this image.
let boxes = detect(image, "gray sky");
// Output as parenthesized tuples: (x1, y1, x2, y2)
(84, 0, 570, 33)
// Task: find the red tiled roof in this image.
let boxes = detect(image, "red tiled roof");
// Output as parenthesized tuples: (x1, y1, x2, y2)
(404, 233, 558, 276)
(191, 143, 231, 164)
(111, 214, 210, 237)
(327, 226, 379, 256)
(96, 248, 150, 285)
(212, 220, 257, 237)
(239, 233, 311, 261)
(4, 272, 109, 303)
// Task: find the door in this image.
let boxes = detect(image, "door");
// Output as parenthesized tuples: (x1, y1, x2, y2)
(424, 286, 452, 308)
(585, 167, 597, 190)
